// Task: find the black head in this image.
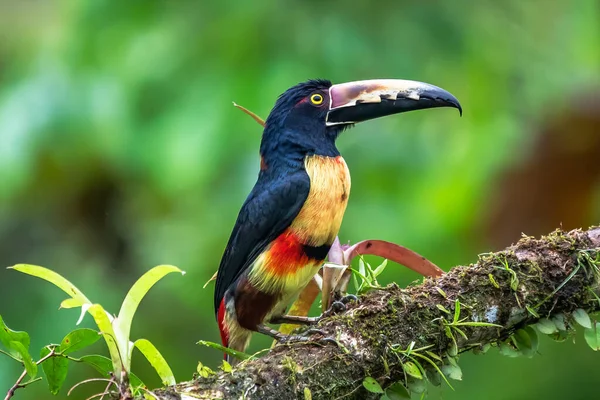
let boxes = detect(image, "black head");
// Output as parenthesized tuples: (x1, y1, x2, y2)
(260, 78, 461, 165)
(261, 79, 343, 163)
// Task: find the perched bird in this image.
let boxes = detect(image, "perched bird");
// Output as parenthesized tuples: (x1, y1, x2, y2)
(214, 79, 461, 359)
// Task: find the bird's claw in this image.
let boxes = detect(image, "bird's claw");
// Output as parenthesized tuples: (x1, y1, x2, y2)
(339, 293, 359, 304)
(321, 300, 347, 319)
(278, 328, 327, 343)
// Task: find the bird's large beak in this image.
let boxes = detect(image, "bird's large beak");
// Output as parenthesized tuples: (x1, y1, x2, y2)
(326, 79, 461, 126)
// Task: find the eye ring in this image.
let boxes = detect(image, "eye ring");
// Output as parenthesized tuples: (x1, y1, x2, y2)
(310, 93, 324, 105)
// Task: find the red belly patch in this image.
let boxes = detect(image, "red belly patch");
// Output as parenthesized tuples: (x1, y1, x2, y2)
(265, 229, 311, 276)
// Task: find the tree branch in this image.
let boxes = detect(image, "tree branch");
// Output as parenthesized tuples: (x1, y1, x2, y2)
(150, 227, 600, 400)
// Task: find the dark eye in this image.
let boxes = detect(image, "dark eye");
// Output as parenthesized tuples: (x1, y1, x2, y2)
(310, 93, 323, 105)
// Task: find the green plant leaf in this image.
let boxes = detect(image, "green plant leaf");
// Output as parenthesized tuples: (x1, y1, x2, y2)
(513, 328, 537, 358)
(115, 265, 184, 372)
(197, 361, 215, 378)
(402, 361, 423, 379)
(221, 360, 233, 373)
(441, 363, 462, 381)
(10, 341, 37, 378)
(425, 351, 443, 362)
(197, 340, 251, 361)
(385, 382, 411, 399)
(499, 341, 521, 357)
(59, 298, 84, 309)
(436, 304, 450, 314)
(60, 328, 100, 354)
(584, 322, 600, 351)
(86, 304, 122, 378)
(40, 346, 68, 395)
(362, 377, 384, 394)
(552, 313, 567, 331)
(573, 308, 592, 329)
(453, 299, 461, 323)
(80, 354, 113, 376)
(536, 318, 558, 334)
(372, 259, 388, 278)
(447, 339, 458, 357)
(0, 315, 31, 360)
(9, 264, 91, 305)
(134, 338, 176, 386)
(407, 377, 427, 394)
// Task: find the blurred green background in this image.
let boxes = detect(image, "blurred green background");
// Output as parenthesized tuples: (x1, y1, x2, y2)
(1, 1, 599, 399)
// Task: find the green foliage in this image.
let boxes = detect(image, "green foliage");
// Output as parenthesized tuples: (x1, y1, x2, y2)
(583, 322, 600, 351)
(2, 264, 184, 397)
(39, 346, 68, 395)
(197, 340, 252, 361)
(363, 376, 384, 394)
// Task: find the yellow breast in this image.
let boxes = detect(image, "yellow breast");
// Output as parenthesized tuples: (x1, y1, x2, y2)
(290, 155, 351, 246)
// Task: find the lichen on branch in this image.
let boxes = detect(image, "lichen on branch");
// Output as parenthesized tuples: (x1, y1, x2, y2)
(150, 227, 600, 400)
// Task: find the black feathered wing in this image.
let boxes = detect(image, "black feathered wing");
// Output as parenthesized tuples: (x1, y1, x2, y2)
(213, 170, 310, 314)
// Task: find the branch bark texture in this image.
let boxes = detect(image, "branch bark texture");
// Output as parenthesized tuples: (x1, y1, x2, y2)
(152, 227, 600, 400)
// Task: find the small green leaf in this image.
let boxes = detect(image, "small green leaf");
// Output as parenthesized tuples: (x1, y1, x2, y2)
(40, 346, 68, 395)
(436, 304, 450, 314)
(221, 360, 233, 373)
(9, 264, 91, 305)
(435, 288, 447, 298)
(498, 341, 521, 358)
(536, 318, 558, 334)
(525, 305, 539, 318)
(0, 315, 31, 357)
(304, 387, 312, 400)
(407, 377, 427, 394)
(453, 299, 461, 323)
(373, 259, 388, 277)
(197, 361, 215, 378)
(446, 355, 459, 367)
(488, 274, 499, 288)
(60, 328, 100, 354)
(10, 341, 37, 378)
(402, 361, 423, 379)
(134, 338, 176, 386)
(197, 340, 251, 361)
(447, 339, 458, 357)
(524, 326, 539, 353)
(441, 363, 462, 381)
(584, 322, 600, 351)
(573, 308, 592, 329)
(80, 354, 113, 376)
(425, 351, 443, 362)
(385, 382, 411, 400)
(358, 259, 367, 281)
(513, 328, 537, 358)
(452, 326, 468, 340)
(510, 274, 519, 291)
(59, 298, 84, 309)
(362, 377, 384, 394)
(552, 313, 567, 331)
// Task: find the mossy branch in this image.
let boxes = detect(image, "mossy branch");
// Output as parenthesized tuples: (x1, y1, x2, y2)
(150, 227, 600, 400)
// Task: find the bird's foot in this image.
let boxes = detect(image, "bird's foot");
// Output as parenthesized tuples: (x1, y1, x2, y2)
(338, 293, 359, 304)
(321, 294, 358, 319)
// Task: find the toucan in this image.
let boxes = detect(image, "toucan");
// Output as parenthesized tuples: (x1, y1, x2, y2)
(214, 79, 461, 359)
